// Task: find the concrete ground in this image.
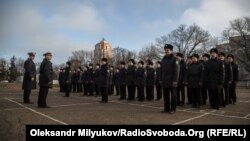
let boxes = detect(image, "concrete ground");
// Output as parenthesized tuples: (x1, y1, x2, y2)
(0, 83, 250, 141)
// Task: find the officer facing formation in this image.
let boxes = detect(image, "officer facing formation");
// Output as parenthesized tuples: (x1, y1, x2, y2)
(38, 52, 53, 108)
(22, 52, 37, 104)
(161, 44, 180, 114)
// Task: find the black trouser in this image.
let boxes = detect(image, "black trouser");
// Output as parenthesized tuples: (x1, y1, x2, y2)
(137, 86, 145, 101)
(221, 85, 229, 106)
(156, 85, 162, 100)
(120, 85, 126, 100)
(77, 82, 82, 92)
(115, 85, 120, 96)
(23, 89, 31, 103)
(95, 85, 100, 96)
(146, 86, 154, 101)
(177, 85, 185, 105)
(229, 83, 237, 104)
(101, 87, 108, 102)
(59, 82, 64, 92)
(72, 82, 77, 92)
(208, 88, 221, 109)
(201, 87, 208, 105)
(65, 83, 71, 97)
(87, 83, 94, 96)
(187, 88, 192, 104)
(83, 83, 88, 95)
(127, 85, 136, 100)
(38, 86, 49, 107)
(163, 88, 177, 112)
(108, 84, 114, 95)
(190, 88, 201, 108)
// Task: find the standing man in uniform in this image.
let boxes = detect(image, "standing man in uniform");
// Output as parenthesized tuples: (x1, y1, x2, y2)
(176, 53, 186, 106)
(205, 48, 224, 110)
(38, 52, 53, 108)
(126, 59, 136, 101)
(161, 44, 180, 114)
(227, 54, 239, 105)
(119, 61, 127, 100)
(201, 54, 210, 105)
(64, 61, 72, 97)
(155, 61, 162, 100)
(100, 58, 109, 103)
(22, 52, 36, 104)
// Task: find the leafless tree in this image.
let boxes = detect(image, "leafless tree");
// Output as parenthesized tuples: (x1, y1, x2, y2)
(222, 16, 250, 73)
(68, 50, 94, 69)
(112, 47, 137, 67)
(155, 24, 210, 58)
(138, 43, 162, 62)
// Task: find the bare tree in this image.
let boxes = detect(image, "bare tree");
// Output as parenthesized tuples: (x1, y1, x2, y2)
(112, 47, 137, 67)
(222, 16, 250, 73)
(68, 50, 94, 69)
(0, 58, 8, 81)
(155, 24, 210, 57)
(138, 43, 162, 61)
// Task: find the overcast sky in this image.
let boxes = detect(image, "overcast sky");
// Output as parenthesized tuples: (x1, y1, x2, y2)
(0, 0, 249, 64)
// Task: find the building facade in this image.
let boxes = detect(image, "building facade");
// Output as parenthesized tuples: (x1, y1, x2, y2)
(94, 38, 112, 63)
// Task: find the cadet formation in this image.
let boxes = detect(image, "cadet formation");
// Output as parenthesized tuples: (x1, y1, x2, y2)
(22, 44, 239, 114)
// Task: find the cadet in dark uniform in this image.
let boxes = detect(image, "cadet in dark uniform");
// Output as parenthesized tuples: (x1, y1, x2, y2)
(186, 54, 203, 108)
(76, 67, 82, 92)
(155, 61, 162, 100)
(146, 61, 155, 101)
(135, 61, 145, 101)
(176, 53, 186, 106)
(58, 68, 64, 92)
(81, 67, 88, 96)
(119, 61, 127, 100)
(205, 48, 224, 110)
(64, 61, 72, 97)
(108, 66, 114, 95)
(100, 58, 109, 103)
(126, 59, 136, 101)
(38, 52, 53, 108)
(161, 44, 180, 114)
(219, 52, 233, 106)
(186, 56, 193, 104)
(22, 52, 36, 104)
(94, 64, 101, 96)
(87, 64, 94, 96)
(201, 54, 210, 105)
(71, 69, 77, 92)
(227, 54, 239, 104)
(113, 68, 120, 96)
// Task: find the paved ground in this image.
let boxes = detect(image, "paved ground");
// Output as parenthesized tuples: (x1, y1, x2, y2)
(0, 83, 250, 140)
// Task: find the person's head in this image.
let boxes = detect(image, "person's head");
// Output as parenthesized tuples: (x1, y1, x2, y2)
(227, 54, 234, 63)
(155, 61, 161, 68)
(138, 61, 144, 68)
(147, 61, 154, 68)
(89, 63, 93, 69)
(66, 61, 71, 68)
(192, 54, 199, 63)
(210, 48, 218, 59)
(128, 59, 135, 66)
(164, 44, 173, 56)
(187, 56, 192, 64)
(219, 52, 225, 61)
(202, 54, 210, 62)
(43, 52, 52, 60)
(176, 53, 184, 61)
(95, 63, 100, 69)
(28, 52, 36, 60)
(101, 58, 108, 65)
(115, 68, 120, 72)
(120, 61, 125, 68)
(110, 66, 114, 70)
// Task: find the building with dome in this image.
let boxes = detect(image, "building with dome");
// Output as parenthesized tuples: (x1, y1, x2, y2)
(94, 38, 112, 63)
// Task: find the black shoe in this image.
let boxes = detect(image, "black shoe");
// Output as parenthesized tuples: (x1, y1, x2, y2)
(38, 105, 51, 108)
(24, 101, 33, 104)
(169, 111, 175, 114)
(161, 110, 169, 113)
